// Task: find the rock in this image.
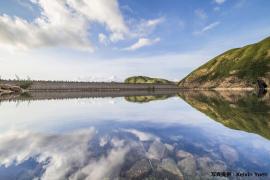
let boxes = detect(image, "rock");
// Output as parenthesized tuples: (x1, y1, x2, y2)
(159, 158, 184, 180)
(219, 144, 239, 164)
(0, 84, 12, 90)
(0, 84, 22, 93)
(0, 85, 12, 95)
(176, 150, 193, 159)
(197, 157, 212, 174)
(197, 157, 227, 176)
(257, 79, 267, 89)
(10, 86, 22, 92)
(178, 156, 197, 176)
(126, 159, 152, 179)
(210, 161, 227, 174)
(147, 140, 167, 160)
(124, 144, 147, 164)
(164, 143, 174, 152)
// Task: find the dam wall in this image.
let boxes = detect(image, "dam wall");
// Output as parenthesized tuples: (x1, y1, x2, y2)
(0, 80, 179, 91)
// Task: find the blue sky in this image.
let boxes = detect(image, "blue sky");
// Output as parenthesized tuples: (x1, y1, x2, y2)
(0, 0, 270, 81)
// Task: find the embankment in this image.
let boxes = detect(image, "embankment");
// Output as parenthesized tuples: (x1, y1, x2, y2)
(1, 80, 179, 92)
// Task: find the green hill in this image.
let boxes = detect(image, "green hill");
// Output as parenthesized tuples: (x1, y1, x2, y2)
(178, 37, 270, 89)
(125, 76, 174, 84)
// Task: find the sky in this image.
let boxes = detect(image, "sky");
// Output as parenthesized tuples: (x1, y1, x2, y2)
(0, 0, 270, 81)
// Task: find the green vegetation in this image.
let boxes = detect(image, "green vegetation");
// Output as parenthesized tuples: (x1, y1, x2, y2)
(179, 91, 270, 140)
(125, 95, 171, 103)
(19, 80, 33, 89)
(125, 76, 174, 84)
(179, 36, 270, 88)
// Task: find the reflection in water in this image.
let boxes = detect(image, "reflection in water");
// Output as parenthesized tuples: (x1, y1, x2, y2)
(179, 91, 270, 140)
(0, 91, 269, 179)
(0, 128, 96, 180)
(125, 95, 171, 103)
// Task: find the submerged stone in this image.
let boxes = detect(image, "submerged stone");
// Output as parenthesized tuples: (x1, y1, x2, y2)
(197, 157, 227, 175)
(159, 158, 184, 179)
(176, 150, 193, 159)
(219, 144, 239, 164)
(178, 156, 197, 176)
(126, 159, 152, 179)
(147, 140, 167, 160)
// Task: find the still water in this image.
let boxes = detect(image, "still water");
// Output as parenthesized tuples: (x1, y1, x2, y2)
(0, 91, 269, 180)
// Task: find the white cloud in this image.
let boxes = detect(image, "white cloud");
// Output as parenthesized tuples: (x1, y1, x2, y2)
(124, 37, 160, 51)
(194, 21, 220, 35)
(77, 75, 121, 82)
(109, 32, 125, 42)
(70, 146, 129, 180)
(0, 47, 212, 82)
(98, 33, 109, 45)
(201, 21, 220, 32)
(0, 1, 165, 51)
(214, 0, 226, 4)
(146, 17, 165, 27)
(99, 136, 109, 146)
(194, 9, 208, 20)
(0, 129, 131, 180)
(129, 17, 165, 38)
(0, 0, 128, 51)
(110, 137, 125, 147)
(123, 129, 159, 141)
(0, 128, 96, 180)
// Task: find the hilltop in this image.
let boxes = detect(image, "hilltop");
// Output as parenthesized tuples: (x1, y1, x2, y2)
(178, 37, 270, 89)
(125, 76, 175, 84)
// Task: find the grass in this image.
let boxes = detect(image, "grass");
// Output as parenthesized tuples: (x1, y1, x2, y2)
(19, 80, 33, 89)
(125, 76, 174, 84)
(179, 36, 270, 86)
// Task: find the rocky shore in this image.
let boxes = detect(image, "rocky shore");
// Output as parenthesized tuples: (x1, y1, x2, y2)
(0, 84, 23, 95)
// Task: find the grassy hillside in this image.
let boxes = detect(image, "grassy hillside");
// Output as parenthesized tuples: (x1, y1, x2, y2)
(179, 37, 270, 88)
(179, 91, 270, 140)
(125, 76, 174, 84)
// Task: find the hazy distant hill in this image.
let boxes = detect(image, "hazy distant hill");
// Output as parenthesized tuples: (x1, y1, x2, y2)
(178, 37, 270, 89)
(125, 76, 174, 84)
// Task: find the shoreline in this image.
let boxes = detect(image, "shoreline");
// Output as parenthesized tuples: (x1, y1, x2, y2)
(0, 88, 264, 103)
(0, 80, 180, 92)
(0, 80, 266, 96)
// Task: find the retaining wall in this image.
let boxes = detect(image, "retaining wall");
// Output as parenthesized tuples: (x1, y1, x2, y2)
(1, 80, 179, 91)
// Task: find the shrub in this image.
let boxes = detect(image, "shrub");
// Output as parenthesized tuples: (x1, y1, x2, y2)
(19, 80, 33, 89)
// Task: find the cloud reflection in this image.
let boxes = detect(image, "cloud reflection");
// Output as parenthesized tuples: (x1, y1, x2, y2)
(0, 128, 131, 180)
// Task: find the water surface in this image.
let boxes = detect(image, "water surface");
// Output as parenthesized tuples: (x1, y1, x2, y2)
(0, 91, 269, 179)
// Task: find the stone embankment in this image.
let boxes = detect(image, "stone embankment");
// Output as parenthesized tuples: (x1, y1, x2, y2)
(0, 84, 22, 95)
(1, 80, 179, 92)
